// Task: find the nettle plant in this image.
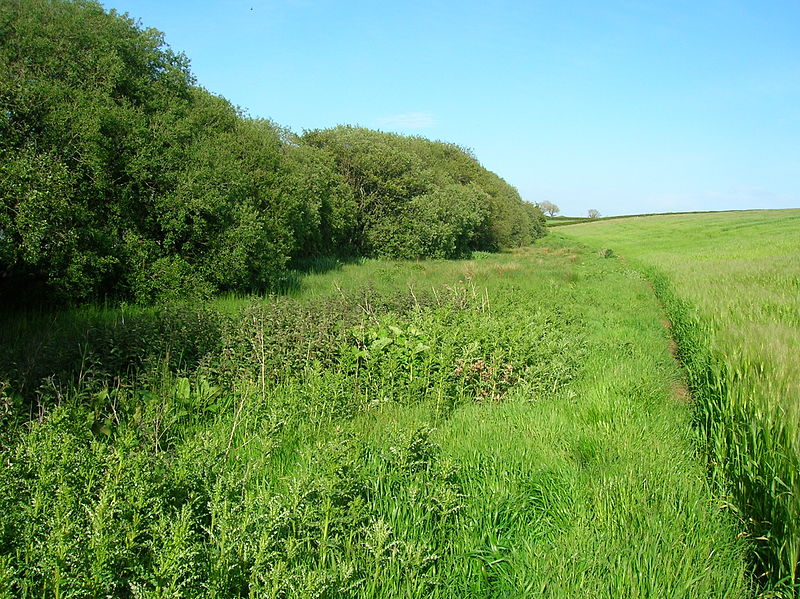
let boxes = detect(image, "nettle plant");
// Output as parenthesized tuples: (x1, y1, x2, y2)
(350, 322, 435, 405)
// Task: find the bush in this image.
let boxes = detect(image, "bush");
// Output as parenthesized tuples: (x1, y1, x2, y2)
(0, 2, 544, 307)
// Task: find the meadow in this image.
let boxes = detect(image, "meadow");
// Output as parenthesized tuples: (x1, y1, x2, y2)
(0, 238, 747, 598)
(560, 209, 800, 595)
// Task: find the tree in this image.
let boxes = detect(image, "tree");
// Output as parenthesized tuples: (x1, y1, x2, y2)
(0, 0, 199, 302)
(303, 126, 546, 258)
(371, 184, 490, 260)
(522, 201, 547, 239)
(588, 209, 600, 219)
(0, 0, 550, 305)
(538, 201, 560, 217)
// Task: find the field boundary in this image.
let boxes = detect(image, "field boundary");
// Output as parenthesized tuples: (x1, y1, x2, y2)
(547, 209, 775, 228)
(631, 260, 799, 596)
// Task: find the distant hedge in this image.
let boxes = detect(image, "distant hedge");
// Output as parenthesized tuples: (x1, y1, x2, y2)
(0, 0, 545, 305)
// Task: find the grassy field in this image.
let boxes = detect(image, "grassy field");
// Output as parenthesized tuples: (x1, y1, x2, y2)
(0, 238, 747, 597)
(559, 209, 800, 594)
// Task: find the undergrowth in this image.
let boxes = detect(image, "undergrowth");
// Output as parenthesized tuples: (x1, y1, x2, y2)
(0, 241, 747, 597)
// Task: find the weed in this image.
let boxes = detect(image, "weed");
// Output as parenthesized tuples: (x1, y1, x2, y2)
(0, 239, 747, 597)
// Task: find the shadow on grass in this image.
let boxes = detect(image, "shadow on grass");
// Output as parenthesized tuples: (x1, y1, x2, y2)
(277, 256, 363, 294)
(0, 303, 226, 406)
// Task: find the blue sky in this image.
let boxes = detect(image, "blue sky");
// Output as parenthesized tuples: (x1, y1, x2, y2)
(106, 0, 800, 216)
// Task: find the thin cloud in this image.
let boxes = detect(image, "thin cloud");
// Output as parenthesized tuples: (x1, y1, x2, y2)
(375, 112, 436, 129)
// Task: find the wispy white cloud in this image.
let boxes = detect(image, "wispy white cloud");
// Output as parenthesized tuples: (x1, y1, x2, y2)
(375, 112, 437, 129)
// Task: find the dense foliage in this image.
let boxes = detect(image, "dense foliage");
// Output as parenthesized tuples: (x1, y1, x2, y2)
(0, 0, 544, 305)
(302, 127, 545, 258)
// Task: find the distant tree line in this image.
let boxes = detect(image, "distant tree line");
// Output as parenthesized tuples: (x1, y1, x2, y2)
(0, 0, 545, 305)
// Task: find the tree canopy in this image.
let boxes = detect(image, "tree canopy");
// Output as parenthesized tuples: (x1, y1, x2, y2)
(0, 0, 546, 305)
(537, 201, 560, 217)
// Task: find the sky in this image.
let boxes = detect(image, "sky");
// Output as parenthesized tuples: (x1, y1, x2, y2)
(105, 0, 800, 216)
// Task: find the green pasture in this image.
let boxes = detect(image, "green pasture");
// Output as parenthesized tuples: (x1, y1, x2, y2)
(0, 238, 747, 597)
(560, 209, 800, 594)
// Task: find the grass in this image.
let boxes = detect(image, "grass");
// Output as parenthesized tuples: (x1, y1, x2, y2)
(0, 238, 747, 597)
(559, 209, 800, 595)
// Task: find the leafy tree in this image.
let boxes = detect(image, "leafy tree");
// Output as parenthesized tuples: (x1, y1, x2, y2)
(0, 0, 547, 305)
(588, 209, 600, 219)
(302, 126, 430, 254)
(303, 126, 546, 258)
(371, 184, 490, 260)
(0, 0, 198, 301)
(0, 0, 306, 302)
(523, 201, 547, 239)
(155, 114, 290, 293)
(276, 136, 357, 258)
(538, 201, 560, 217)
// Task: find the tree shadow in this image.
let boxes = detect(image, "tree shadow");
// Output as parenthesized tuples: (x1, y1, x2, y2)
(277, 256, 363, 294)
(0, 303, 225, 406)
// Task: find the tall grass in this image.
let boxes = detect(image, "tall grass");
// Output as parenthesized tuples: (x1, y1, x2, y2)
(0, 240, 747, 597)
(560, 209, 800, 595)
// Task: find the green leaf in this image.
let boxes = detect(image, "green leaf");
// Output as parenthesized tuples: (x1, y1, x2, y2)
(175, 377, 191, 402)
(370, 337, 393, 352)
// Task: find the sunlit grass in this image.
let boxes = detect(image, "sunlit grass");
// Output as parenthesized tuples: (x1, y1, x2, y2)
(560, 208, 800, 594)
(0, 239, 747, 597)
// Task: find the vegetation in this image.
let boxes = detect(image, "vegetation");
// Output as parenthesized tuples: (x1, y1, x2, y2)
(2, 2, 787, 596)
(0, 239, 747, 597)
(301, 126, 545, 258)
(0, 0, 544, 307)
(546, 216, 599, 227)
(537, 201, 560, 217)
(559, 209, 800, 595)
